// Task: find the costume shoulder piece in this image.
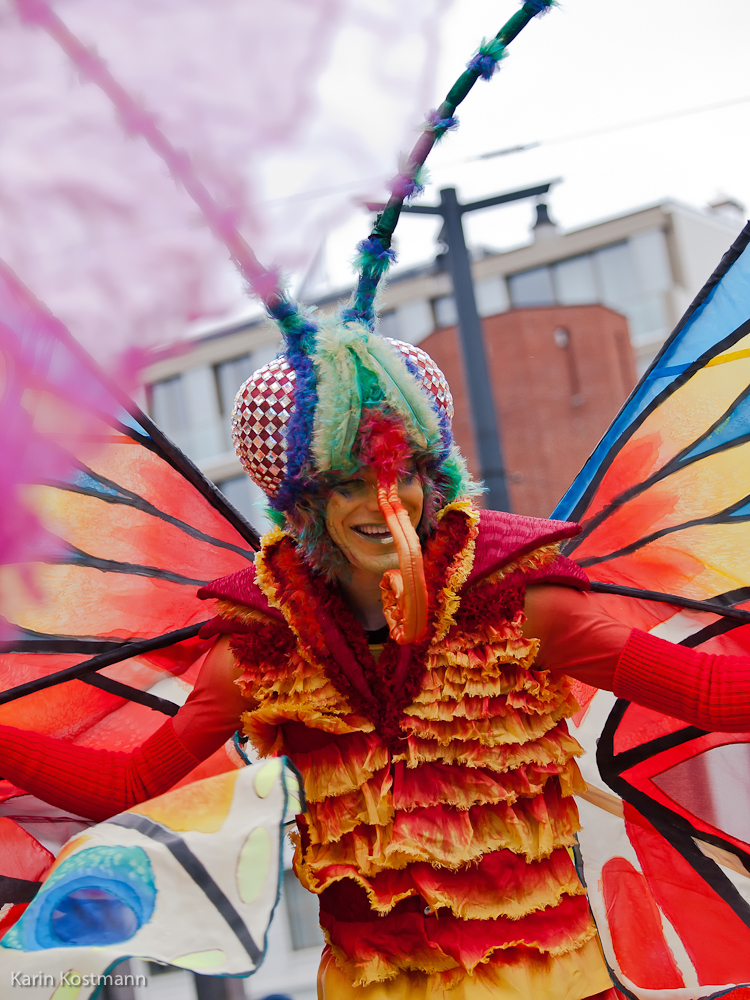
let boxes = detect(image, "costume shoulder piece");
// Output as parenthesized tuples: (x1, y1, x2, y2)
(197, 563, 286, 635)
(463, 509, 589, 592)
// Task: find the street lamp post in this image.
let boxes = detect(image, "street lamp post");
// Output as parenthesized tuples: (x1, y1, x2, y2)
(401, 180, 556, 511)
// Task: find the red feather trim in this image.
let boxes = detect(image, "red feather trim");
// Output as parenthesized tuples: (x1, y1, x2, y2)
(261, 534, 382, 722)
(229, 619, 296, 673)
(453, 580, 525, 638)
(356, 411, 414, 484)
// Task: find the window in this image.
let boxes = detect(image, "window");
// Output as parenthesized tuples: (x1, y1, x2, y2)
(216, 354, 256, 417)
(149, 376, 189, 441)
(475, 275, 509, 317)
(433, 294, 458, 328)
(593, 242, 639, 309)
(630, 229, 672, 294)
(380, 303, 435, 344)
(283, 869, 324, 951)
(432, 277, 508, 327)
(554, 255, 597, 305)
(505, 231, 672, 360)
(508, 266, 555, 307)
(148, 342, 281, 466)
(216, 353, 257, 452)
(394, 299, 434, 345)
(625, 294, 669, 340)
(215, 345, 279, 451)
(144, 961, 172, 977)
(149, 367, 223, 461)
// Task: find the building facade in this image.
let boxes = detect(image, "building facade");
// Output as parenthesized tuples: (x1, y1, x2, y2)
(378, 198, 743, 376)
(422, 303, 635, 516)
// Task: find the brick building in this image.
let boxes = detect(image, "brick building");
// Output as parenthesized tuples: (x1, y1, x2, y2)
(423, 304, 636, 516)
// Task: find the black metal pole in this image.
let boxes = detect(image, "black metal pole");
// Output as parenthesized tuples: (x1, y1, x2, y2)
(196, 975, 248, 1000)
(194, 975, 231, 1000)
(102, 962, 136, 1000)
(438, 187, 510, 511)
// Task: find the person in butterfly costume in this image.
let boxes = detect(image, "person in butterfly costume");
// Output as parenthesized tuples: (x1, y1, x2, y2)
(2, 1, 750, 995)
(1, 298, 750, 1000)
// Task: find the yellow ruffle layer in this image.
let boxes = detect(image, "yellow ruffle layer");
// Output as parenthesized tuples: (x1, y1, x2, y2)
(306, 767, 395, 842)
(238, 641, 374, 755)
(291, 731, 390, 803)
(478, 541, 561, 589)
(412, 621, 578, 726)
(297, 780, 581, 878)
(414, 866, 586, 923)
(302, 757, 584, 847)
(394, 722, 583, 772)
(431, 501, 480, 644)
(295, 850, 586, 921)
(419, 653, 543, 704)
(322, 891, 601, 986)
(242, 703, 374, 758)
(401, 701, 577, 748)
(212, 598, 276, 626)
(239, 645, 353, 718)
(318, 935, 612, 1000)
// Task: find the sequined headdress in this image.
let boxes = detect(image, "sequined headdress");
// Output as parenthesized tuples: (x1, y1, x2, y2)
(232, 339, 455, 504)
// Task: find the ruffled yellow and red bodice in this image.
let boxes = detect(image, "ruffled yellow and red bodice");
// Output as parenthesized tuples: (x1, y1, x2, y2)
(200, 503, 613, 999)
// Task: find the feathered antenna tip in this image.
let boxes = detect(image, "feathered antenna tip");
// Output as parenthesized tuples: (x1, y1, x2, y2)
(523, 0, 558, 15)
(267, 295, 318, 356)
(424, 110, 459, 142)
(390, 165, 429, 202)
(467, 37, 507, 81)
(352, 237, 397, 277)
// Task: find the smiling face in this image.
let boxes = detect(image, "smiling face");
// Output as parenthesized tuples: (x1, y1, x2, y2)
(325, 467, 424, 575)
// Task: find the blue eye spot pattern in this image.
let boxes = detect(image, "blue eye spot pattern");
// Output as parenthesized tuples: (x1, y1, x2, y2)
(1, 846, 155, 951)
(51, 887, 141, 946)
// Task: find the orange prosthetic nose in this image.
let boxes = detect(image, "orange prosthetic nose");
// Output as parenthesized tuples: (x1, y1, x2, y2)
(377, 479, 428, 645)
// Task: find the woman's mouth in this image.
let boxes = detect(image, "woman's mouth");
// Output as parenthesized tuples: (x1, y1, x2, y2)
(352, 524, 394, 544)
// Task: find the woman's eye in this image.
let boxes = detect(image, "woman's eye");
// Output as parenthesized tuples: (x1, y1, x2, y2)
(335, 479, 365, 496)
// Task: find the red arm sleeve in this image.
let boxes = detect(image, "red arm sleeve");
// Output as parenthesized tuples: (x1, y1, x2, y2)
(0, 636, 251, 822)
(524, 584, 750, 732)
(523, 584, 632, 690)
(0, 719, 201, 823)
(614, 628, 750, 732)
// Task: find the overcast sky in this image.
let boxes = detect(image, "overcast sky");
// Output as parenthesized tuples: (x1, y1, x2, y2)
(322, 0, 750, 288)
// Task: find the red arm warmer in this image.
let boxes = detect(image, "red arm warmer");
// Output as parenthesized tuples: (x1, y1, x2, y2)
(0, 636, 250, 822)
(614, 628, 750, 732)
(525, 585, 750, 732)
(0, 719, 201, 823)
